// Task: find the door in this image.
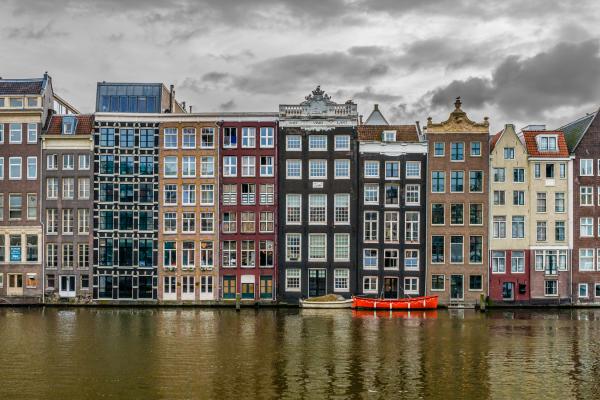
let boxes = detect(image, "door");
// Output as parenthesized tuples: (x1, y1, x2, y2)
(222, 276, 236, 299)
(7, 274, 23, 296)
(163, 276, 177, 301)
(260, 276, 273, 300)
(450, 275, 464, 300)
(182, 276, 195, 301)
(59, 275, 76, 298)
(200, 276, 214, 300)
(308, 269, 326, 297)
(383, 277, 399, 299)
(502, 282, 514, 300)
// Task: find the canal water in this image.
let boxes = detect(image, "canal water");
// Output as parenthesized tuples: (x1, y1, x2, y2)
(1, 308, 600, 399)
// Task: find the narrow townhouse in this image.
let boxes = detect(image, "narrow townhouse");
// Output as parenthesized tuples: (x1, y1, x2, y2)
(488, 124, 531, 304)
(426, 98, 490, 307)
(158, 116, 219, 303)
(561, 109, 600, 303)
(357, 105, 428, 298)
(523, 126, 572, 304)
(278, 87, 358, 303)
(42, 114, 94, 302)
(219, 114, 278, 302)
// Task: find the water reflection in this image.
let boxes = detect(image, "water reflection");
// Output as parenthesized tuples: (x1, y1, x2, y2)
(1, 308, 599, 399)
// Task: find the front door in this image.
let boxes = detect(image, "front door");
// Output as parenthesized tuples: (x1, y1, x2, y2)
(502, 282, 514, 300)
(260, 276, 273, 300)
(308, 269, 326, 297)
(59, 275, 76, 298)
(7, 274, 23, 296)
(450, 275, 464, 300)
(200, 276, 213, 300)
(383, 277, 399, 299)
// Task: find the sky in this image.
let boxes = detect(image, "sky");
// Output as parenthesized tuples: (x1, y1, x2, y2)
(1, 0, 600, 132)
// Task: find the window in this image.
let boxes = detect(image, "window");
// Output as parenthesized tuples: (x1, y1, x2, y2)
(545, 163, 555, 178)
(241, 156, 256, 177)
(534, 163, 541, 178)
(260, 184, 274, 205)
(385, 161, 399, 179)
(579, 249, 595, 271)
(405, 184, 420, 205)
(140, 128, 154, 148)
(334, 159, 350, 179)
(579, 283, 589, 298)
(383, 130, 396, 142)
(286, 234, 301, 262)
(119, 128, 134, 148)
(513, 168, 524, 182)
(493, 216, 506, 238)
(450, 171, 464, 192)
(581, 187, 593, 206)
(405, 212, 419, 243)
(241, 127, 256, 148)
(199, 127, 214, 148)
(99, 155, 114, 174)
(62, 209, 73, 234)
(493, 168, 505, 183)
(559, 163, 566, 178)
(9, 194, 22, 220)
(223, 156, 237, 177)
(404, 250, 418, 270)
(405, 161, 421, 178)
(329, 269, 349, 292)
(9, 234, 22, 261)
(469, 204, 483, 225)
(363, 277, 378, 293)
(469, 171, 483, 192)
(431, 171, 445, 192)
(309, 135, 327, 151)
(139, 155, 153, 175)
(334, 234, 350, 261)
(556, 221, 566, 241)
(182, 184, 196, 205)
(504, 147, 515, 159)
(259, 127, 274, 148)
(9, 157, 21, 180)
(471, 142, 481, 156)
(241, 184, 256, 205)
(545, 280, 558, 296)
(46, 154, 58, 171)
(581, 217, 594, 237)
(139, 211, 153, 231)
(363, 249, 378, 269)
(182, 156, 196, 177)
(78, 209, 89, 234)
(364, 211, 378, 241)
(334, 194, 350, 224)
(538, 136, 557, 151)
(286, 269, 301, 291)
(199, 184, 214, 205)
(26, 157, 37, 180)
(384, 212, 399, 242)
(240, 211, 256, 233)
(431, 275, 445, 291)
(431, 236, 444, 263)
(163, 184, 177, 205)
(223, 127, 237, 148)
(492, 251, 506, 273)
(309, 194, 327, 224)
(99, 128, 115, 147)
(163, 242, 176, 268)
(62, 244, 74, 268)
(119, 155, 134, 175)
(433, 142, 444, 156)
(512, 216, 525, 238)
(334, 135, 350, 150)
(404, 277, 419, 294)
(163, 156, 178, 178)
(286, 135, 301, 151)
(451, 142, 464, 161)
(99, 183, 114, 202)
(182, 242, 195, 267)
(513, 191, 525, 206)
(536, 192, 547, 212)
(364, 161, 379, 178)
(536, 221, 547, 241)
(222, 212, 237, 233)
(286, 194, 301, 224)
(385, 184, 399, 206)
(164, 128, 177, 148)
(163, 213, 177, 233)
(432, 204, 444, 225)
(580, 159, 593, 176)
(46, 209, 58, 233)
(182, 212, 195, 233)
(62, 178, 74, 199)
(364, 184, 379, 204)
(220, 185, 236, 206)
(223, 241, 237, 267)
(260, 156, 274, 176)
(555, 193, 565, 212)
(449, 203, 464, 225)
(62, 154, 75, 170)
(46, 243, 57, 268)
(286, 160, 301, 179)
(469, 276, 483, 291)
(200, 212, 214, 233)
(259, 240, 274, 268)
(259, 212, 274, 232)
(309, 160, 327, 179)
(9, 123, 22, 143)
(196, 156, 213, 177)
(46, 178, 58, 199)
(182, 128, 196, 148)
(118, 210, 134, 231)
(511, 251, 525, 273)
(470, 236, 482, 263)
(98, 239, 113, 266)
(241, 240, 255, 267)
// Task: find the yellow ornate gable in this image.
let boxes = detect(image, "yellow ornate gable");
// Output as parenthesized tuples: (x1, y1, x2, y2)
(426, 97, 489, 134)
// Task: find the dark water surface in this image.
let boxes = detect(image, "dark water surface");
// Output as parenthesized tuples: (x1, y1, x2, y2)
(1, 307, 600, 399)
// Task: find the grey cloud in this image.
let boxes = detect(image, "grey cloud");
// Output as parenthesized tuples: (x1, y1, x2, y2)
(353, 86, 403, 103)
(5, 22, 67, 40)
(220, 99, 236, 111)
(202, 72, 231, 83)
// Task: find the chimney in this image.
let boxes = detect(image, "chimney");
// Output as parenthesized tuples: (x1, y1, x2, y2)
(182, 101, 186, 112)
(359, 115, 363, 125)
(169, 84, 174, 113)
(189, 105, 193, 113)
(374, 104, 379, 111)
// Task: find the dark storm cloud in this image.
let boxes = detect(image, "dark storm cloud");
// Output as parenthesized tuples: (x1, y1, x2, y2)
(428, 40, 600, 119)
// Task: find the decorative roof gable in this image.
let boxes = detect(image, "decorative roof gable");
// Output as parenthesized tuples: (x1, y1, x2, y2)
(426, 97, 489, 134)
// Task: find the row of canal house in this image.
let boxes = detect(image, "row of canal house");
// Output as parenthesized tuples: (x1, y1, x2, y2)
(3, 74, 600, 307)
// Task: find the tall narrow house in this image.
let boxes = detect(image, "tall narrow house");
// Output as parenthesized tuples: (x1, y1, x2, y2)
(278, 87, 358, 303)
(561, 110, 599, 303)
(219, 114, 278, 302)
(426, 98, 489, 307)
(0, 74, 72, 303)
(357, 105, 427, 298)
(93, 82, 185, 302)
(42, 115, 94, 302)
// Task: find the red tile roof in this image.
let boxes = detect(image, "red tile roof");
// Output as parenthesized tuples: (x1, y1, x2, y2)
(522, 130, 569, 157)
(45, 114, 94, 136)
(358, 124, 419, 142)
(489, 130, 502, 151)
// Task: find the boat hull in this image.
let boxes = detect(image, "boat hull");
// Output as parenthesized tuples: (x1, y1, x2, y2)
(352, 296, 438, 310)
(300, 299, 353, 309)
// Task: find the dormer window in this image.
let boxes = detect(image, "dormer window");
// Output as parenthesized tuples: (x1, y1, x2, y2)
(62, 116, 76, 135)
(382, 130, 396, 142)
(27, 97, 38, 107)
(537, 135, 557, 152)
(9, 97, 23, 108)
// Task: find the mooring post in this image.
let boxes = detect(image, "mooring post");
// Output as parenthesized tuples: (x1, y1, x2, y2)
(480, 293, 486, 312)
(236, 293, 241, 311)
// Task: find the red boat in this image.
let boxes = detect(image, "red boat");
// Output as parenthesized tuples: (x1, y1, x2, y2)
(352, 295, 438, 310)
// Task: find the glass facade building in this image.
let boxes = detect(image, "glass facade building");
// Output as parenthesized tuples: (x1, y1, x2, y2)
(96, 83, 163, 113)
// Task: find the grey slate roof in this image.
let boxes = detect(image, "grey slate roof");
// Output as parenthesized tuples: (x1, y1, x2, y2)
(559, 111, 597, 152)
(0, 78, 45, 95)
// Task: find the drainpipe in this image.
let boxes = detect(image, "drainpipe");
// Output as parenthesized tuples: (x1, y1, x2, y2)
(40, 130, 45, 304)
